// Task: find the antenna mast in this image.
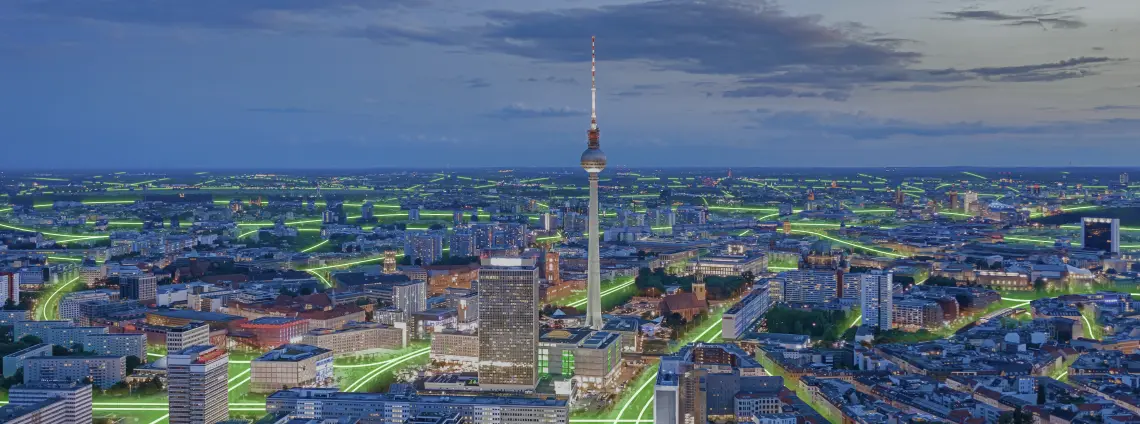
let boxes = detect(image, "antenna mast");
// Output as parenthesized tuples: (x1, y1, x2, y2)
(588, 36, 600, 148)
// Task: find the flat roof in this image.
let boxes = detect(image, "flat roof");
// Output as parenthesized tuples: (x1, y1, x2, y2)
(148, 309, 243, 322)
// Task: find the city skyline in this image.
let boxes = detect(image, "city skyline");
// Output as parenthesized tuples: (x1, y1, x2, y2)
(3, 0, 1139, 168)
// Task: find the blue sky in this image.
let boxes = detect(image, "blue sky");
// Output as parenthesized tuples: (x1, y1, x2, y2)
(1, 0, 1138, 168)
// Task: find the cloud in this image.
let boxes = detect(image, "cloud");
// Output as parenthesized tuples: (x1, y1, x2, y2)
(966, 56, 1113, 82)
(884, 84, 979, 92)
(722, 86, 848, 101)
(245, 107, 322, 114)
(937, 8, 1085, 30)
(374, 0, 919, 77)
(520, 76, 578, 85)
(464, 78, 491, 88)
(742, 109, 1140, 140)
(17, 0, 427, 30)
(488, 103, 587, 119)
(1092, 105, 1140, 111)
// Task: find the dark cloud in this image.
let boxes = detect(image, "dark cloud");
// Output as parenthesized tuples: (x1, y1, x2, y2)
(1092, 47, 1105, 51)
(1093, 105, 1140, 111)
(937, 8, 1085, 29)
(966, 56, 1112, 82)
(722, 86, 848, 101)
(885, 84, 978, 92)
(488, 104, 586, 119)
(521, 76, 578, 85)
(17, 0, 427, 29)
(464, 78, 491, 88)
(742, 110, 1140, 140)
(632, 84, 664, 90)
(612, 91, 645, 97)
(245, 107, 322, 114)
(385, 0, 919, 77)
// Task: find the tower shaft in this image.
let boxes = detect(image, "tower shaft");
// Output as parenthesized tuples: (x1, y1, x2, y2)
(586, 172, 603, 329)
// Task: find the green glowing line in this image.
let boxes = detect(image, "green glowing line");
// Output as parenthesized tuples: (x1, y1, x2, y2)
(38, 275, 82, 321)
(346, 348, 430, 392)
(790, 229, 905, 258)
(568, 276, 635, 308)
(47, 256, 83, 262)
(301, 239, 329, 253)
(0, 222, 110, 240)
(238, 229, 258, 238)
(961, 171, 988, 180)
(308, 270, 332, 287)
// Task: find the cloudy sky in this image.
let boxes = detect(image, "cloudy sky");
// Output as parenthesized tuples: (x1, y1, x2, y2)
(2, 0, 1138, 168)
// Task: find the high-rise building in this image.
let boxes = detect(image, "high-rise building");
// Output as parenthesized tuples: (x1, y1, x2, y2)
(962, 191, 979, 213)
(494, 223, 527, 249)
(449, 229, 477, 258)
(119, 273, 157, 304)
(1082, 217, 1120, 254)
(472, 223, 496, 250)
(409, 207, 421, 221)
(580, 36, 607, 330)
(0, 271, 19, 306)
(947, 190, 959, 210)
(860, 271, 893, 330)
(454, 210, 465, 226)
(166, 322, 212, 353)
(777, 270, 838, 304)
(361, 202, 374, 221)
(23, 356, 126, 389)
(168, 345, 229, 424)
(1122, 172, 1130, 185)
(79, 259, 105, 288)
(541, 213, 558, 231)
(405, 234, 444, 266)
(478, 256, 539, 390)
(675, 206, 707, 225)
(2, 382, 92, 424)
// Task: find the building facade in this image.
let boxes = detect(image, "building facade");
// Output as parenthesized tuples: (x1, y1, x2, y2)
(168, 345, 230, 424)
(477, 257, 540, 390)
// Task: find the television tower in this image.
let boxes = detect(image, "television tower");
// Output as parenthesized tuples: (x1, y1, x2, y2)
(581, 36, 607, 330)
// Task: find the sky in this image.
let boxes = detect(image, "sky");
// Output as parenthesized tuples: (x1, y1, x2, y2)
(1, 0, 1138, 168)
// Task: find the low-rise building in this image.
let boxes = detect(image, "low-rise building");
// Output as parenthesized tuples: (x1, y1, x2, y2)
(250, 344, 334, 393)
(430, 331, 479, 364)
(23, 356, 126, 389)
(722, 286, 771, 340)
(82, 333, 147, 361)
(300, 322, 407, 355)
(2, 344, 52, 377)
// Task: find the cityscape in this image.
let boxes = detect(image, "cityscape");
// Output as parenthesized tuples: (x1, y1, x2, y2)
(4, 1, 1140, 424)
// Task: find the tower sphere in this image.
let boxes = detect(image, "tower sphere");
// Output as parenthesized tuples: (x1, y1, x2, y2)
(580, 147, 607, 173)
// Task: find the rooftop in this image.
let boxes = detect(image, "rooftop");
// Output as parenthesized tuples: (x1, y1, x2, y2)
(256, 344, 331, 362)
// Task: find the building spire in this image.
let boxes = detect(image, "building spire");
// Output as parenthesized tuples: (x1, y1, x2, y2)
(587, 36, 600, 149)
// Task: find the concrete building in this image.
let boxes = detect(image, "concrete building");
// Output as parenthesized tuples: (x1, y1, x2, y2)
(58, 289, 118, 322)
(266, 387, 569, 424)
(722, 286, 772, 340)
(860, 271, 893, 330)
(82, 333, 147, 361)
(120, 273, 158, 304)
(168, 345, 229, 424)
(893, 299, 944, 329)
(5, 382, 92, 424)
(301, 322, 407, 355)
(23, 356, 126, 389)
(449, 230, 477, 258)
(0, 271, 19, 306)
(46, 326, 107, 349)
(687, 255, 767, 278)
(405, 233, 444, 266)
(776, 270, 839, 304)
(1082, 217, 1120, 254)
(13, 320, 73, 342)
(166, 322, 212, 352)
(430, 330, 480, 364)
(250, 344, 334, 393)
(478, 257, 540, 391)
(2, 343, 52, 377)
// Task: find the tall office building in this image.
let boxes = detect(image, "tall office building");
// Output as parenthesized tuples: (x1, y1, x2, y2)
(472, 223, 496, 250)
(541, 213, 558, 231)
(454, 210, 465, 226)
(449, 229, 477, 258)
(580, 36, 607, 330)
(962, 191, 979, 213)
(494, 223, 527, 249)
(478, 256, 539, 390)
(860, 271, 893, 330)
(405, 234, 444, 265)
(1082, 217, 1120, 254)
(119, 273, 157, 304)
(1122, 172, 1130, 185)
(654, 344, 781, 424)
(168, 345, 229, 424)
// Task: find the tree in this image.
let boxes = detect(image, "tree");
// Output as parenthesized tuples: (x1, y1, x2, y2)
(126, 356, 142, 375)
(741, 270, 756, 284)
(1034, 278, 1047, 292)
(1037, 384, 1047, 405)
(19, 335, 42, 346)
(299, 286, 315, 296)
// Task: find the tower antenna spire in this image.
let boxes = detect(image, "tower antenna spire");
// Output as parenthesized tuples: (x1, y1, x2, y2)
(587, 36, 600, 149)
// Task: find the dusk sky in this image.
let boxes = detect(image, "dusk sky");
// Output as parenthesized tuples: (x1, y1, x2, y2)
(2, 0, 1138, 168)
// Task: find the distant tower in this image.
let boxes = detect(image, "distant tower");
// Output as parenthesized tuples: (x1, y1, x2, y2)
(692, 258, 707, 302)
(580, 36, 607, 330)
(783, 219, 791, 235)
